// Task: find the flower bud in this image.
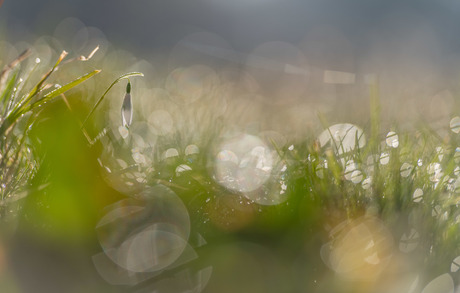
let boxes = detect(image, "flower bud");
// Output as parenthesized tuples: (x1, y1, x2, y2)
(121, 82, 133, 128)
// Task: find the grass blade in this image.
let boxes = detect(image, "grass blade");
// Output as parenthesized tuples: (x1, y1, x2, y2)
(0, 49, 31, 88)
(15, 51, 68, 110)
(81, 72, 144, 129)
(27, 69, 101, 111)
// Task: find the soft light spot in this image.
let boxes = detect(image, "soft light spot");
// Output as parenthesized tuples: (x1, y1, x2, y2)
(451, 256, 460, 273)
(427, 163, 443, 182)
(164, 148, 179, 159)
(400, 162, 413, 178)
(421, 273, 454, 293)
(214, 134, 273, 193)
(185, 144, 199, 155)
(118, 125, 129, 139)
(316, 164, 324, 179)
(450, 116, 460, 134)
(321, 217, 393, 280)
(176, 164, 192, 176)
(318, 123, 366, 155)
(116, 159, 128, 169)
(454, 166, 460, 176)
(399, 229, 419, 253)
(380, 152, 390, 165)
(362, 177, 372, 190)
(344, 160, 357, 180)
(351, 170, 363, 184)
(413, 188, 423, 203)
(386, 131, 399, 148)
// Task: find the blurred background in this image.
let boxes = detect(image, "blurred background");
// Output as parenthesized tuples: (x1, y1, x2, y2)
(3, 1, 460, 293)
(3, 0, 460, 54)
(4, 0, 460, 126)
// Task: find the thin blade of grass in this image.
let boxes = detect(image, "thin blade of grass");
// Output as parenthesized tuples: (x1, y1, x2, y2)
(0, 51, 73, 136)
(79, 45, 99, 61)
(1, 71, 18, 115)
(0, 49, 31, 87)
(27, 69, 101, 111)
(81, 72, 144, 129)
(15, 51, 68, 110)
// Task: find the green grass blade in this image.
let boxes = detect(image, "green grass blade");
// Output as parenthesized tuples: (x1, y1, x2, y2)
(1, 71, 18, 114)
(81, 72, 144, 129)
(27, 69, 101, 111)
(0, 49, 31, 88)
(11, 51, 68, 116)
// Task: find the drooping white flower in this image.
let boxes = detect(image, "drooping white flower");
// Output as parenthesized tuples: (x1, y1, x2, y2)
(121, 81, 133, 128)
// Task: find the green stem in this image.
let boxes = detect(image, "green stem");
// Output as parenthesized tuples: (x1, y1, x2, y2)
(81, 72, 143, 129)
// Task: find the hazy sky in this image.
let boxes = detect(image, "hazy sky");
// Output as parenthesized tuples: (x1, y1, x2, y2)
(2, 0, 460, 54)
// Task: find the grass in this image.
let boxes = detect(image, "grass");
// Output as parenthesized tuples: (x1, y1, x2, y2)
(1, 42, 460, 292)
(0, 49, 100, 209)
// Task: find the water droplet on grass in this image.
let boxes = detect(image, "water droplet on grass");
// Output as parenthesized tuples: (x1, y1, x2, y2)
(451, 256, 460, 272)
(164, 148, 179, 160)
(176, 164, 192, 176)
(386, 131, 399, 148)
(318, 123, 366, 155)
(400, 163, 413, 178)
(351, 170, 363, 184)
(361, 177, 372, 190)
(344, 160, 357, 180)
(380, 152, 390, 165)
(454, 166, 460, 176)
(413, 188, 423, 203)
(450, 116, 460, 134)
(214, 134, 273, 193)
(185, 144, 199, 155)
(118, 126, 129, 139)
(427, 163, 443, 182)
(315, 164, 324, 178)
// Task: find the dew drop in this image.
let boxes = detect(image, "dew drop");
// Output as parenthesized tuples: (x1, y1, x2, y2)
(400, 163, 413, 178)
(351, 170, 363, 184)
(380, 152, 390, 165)
(362, 177, 372, 190)
(413, 188, 423, 203)
(450, 116, 460, 134)
(386, 131, 399, 148)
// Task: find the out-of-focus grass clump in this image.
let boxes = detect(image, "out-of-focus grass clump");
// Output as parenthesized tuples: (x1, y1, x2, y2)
(0, 46, 99, 224)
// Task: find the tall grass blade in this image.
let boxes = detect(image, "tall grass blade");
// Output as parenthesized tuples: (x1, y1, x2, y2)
(27, 69, 101, 111)
(0, 49, 31, 88)
(81, 72, 144, 129)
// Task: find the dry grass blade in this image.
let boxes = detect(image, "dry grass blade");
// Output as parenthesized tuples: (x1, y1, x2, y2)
(79, 46, 99, 61)
(0, 49, 31, 88)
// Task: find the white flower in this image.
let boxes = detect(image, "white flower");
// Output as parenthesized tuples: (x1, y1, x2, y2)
(121, 82, 133, 128)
